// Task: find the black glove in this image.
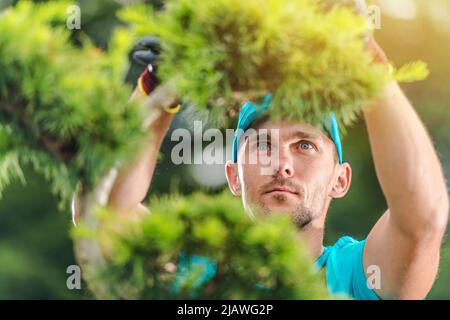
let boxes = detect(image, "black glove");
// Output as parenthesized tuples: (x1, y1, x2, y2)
(127, 36, 182, 113)
(125, 36, 162, 90)
(132, 36, 161, 68)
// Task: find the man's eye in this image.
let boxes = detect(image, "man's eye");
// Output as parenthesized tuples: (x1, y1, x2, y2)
(299, 142, 313, 151)
(257, 142, 270, 152)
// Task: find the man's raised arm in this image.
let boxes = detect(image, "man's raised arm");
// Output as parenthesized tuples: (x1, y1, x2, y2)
(363, 38, 449, 299)
(73, 36, 178, 221)
(106, 87, 176, 218)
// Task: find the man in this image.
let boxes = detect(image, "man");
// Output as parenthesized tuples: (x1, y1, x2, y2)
(102, 36, 449, 300)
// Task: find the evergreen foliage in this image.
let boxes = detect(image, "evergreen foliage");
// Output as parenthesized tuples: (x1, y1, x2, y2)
(0, 1, 149, 207)
(118, 0, 428, 128)
(75, 191, 330, 299)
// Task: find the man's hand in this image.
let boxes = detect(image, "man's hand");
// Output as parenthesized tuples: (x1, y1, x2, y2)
(129, 36, 162, 101)
(130, 36, 181, 116)
(366, 36, 388, 66)
(363, 38, 449, 299)
(132, 36, 161, 68)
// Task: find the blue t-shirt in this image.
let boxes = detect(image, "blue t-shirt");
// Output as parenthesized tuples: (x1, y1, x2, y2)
(315, 236, 380, 300)
(173, 236, 380, 300)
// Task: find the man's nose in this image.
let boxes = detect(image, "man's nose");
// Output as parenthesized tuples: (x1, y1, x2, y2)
(273, 149, 294, 178)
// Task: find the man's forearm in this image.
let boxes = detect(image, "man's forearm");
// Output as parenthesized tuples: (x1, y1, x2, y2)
(364, 81, 449, 235)
(107, 87, 174, 216)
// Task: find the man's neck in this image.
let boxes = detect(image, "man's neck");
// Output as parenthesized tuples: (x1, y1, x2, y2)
(298, 221, 325, 260)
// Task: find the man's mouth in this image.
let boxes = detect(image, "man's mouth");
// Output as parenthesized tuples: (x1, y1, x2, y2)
(265, 187, 299, 195)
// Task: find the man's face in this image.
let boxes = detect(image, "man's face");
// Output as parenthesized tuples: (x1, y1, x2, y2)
(226, 120, 351, 229)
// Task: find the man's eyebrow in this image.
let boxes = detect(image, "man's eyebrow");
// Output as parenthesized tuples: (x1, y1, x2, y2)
(288, 130, 321, 140)
(243, 130, 270, 144)
(245, 130, 272, 141)
(256, 131, 272, 141)
(246, 129, 322, 143)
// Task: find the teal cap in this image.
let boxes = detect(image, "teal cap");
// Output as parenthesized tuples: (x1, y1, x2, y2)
(232, 94, 343, 164)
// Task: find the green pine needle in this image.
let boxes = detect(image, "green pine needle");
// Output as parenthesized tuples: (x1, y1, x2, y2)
(0, 1, 149, 207)
(117, 0, 428, 130)
(76, 191, 330, 299)
(393, 60, 430, 83)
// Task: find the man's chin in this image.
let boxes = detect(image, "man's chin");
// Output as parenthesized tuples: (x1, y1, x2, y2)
(261, 192, 300, 209)
(252, 193, 319, 228)
(258, 200, 300, 216)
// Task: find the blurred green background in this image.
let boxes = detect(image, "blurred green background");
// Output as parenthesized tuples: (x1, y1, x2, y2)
(0, 0, 449, 299)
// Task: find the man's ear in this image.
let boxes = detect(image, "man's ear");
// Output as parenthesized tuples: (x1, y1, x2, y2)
(225, 161, 242, 196)
(329, 162, 352, 199)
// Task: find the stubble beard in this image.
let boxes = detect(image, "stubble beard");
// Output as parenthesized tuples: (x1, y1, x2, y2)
(254, 187, 326, 229)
